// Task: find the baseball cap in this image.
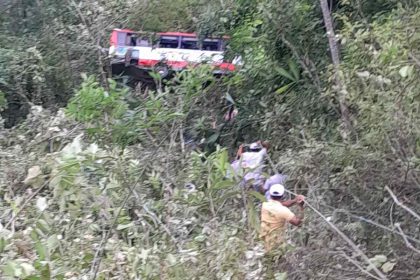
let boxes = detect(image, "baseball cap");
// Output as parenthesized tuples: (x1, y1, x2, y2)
(269, 184, 285, 197)
(249, 142, 262, 150)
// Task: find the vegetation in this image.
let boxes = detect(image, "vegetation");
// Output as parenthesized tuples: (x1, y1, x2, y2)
(1, 0, 419, 279)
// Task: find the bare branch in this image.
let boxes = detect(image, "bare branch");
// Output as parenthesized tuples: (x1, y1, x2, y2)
(385, 186, 420, 221)
(280, 183, 388, 280)
(319, 206, 420, 245)
(355, 215, 420, 245)
(395, 223, 420, 255)
(5, 177, 54, 230)
(408, 52, 420, 69)
(340, 251, 383, 280)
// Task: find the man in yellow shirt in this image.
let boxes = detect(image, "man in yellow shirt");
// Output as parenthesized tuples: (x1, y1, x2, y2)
(260, 184, 304, 252)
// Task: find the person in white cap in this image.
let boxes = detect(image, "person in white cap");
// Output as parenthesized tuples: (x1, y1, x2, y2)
(263, 173, 288, 200)
(260, 184, 304, 252)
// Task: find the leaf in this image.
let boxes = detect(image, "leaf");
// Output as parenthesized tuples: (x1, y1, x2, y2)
(20, 263, 35, 277)
(194, 235, 206, 242)
(139, 249, 149, 260)
(288, 60, 300, 80)
(40, 263, 51, 280)
(85, 143, 99, 155)
(116, 222, 134, 230)
(23, 166, 42, 185)
(149, 71, 161, 80)
(24, 276, 42, 280)
(367, 254, 387, 270)
(275, 272, 288, 280)
(36, 219, 50, 233)
(212, 181, 234, 190)
(80, 72, 88, 81)
(61, 133, 83, 157)
(82, 253, 94, 269)
(0, 237, 7, 253)
(35, 241, 47, 261)
(225, 92, 235, 105)
(356, 71, 370, 78)
(47, 235, 59, 252)
(2, 261, 20, 277)
(381, 261, 396, 273)
(275, 83, 292, 94)
(36, 197, 48, 212)
(398, 65, 413, 78)
(249, 191, 267, 202)
(205, 132, 220, 144)
(166, 253, 177, 265)
(276, 67, 295, 81)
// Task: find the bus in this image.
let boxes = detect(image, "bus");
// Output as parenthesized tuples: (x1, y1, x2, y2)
(109, 29, 241, 79)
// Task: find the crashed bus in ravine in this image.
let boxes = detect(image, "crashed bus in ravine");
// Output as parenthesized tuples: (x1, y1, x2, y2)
(108, 28, 242, 83)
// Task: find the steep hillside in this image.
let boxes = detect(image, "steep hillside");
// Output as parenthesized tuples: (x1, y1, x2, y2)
(1, 1, 419, 279)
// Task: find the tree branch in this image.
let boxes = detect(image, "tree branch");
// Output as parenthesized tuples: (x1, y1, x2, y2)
(385, 186, 420, 221)
(395, 223, 420, 254)
(340, 251, 383, 280)
(408, 52, 420, 69)
(282, 186, 388, 280)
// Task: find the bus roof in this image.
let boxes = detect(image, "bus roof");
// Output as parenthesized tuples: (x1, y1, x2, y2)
(112, 29, 229, 39)
(113, 28, 136, 33)
(158, 32, 196, 37)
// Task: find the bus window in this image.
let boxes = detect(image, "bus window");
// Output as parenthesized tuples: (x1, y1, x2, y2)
(125, 33, 136, 46)
(159, 36, 179, 48)
(220, 40, 227, 51)
(181, 37, 198, 50)
(137, 37, 150, 47)
(202, 39, 219, 51)
(117, 32, 127, 46)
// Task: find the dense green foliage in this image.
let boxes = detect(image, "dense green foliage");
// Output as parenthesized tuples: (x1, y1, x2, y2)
(1, 0, 419, 279)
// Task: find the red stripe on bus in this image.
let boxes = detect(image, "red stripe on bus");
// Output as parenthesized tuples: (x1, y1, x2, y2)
(138, 59, 236, 71)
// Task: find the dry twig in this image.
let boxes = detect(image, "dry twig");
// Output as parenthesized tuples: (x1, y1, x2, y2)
(395, 223, 420, 255)
(340, 251, 383, 280)
(5, 176, 57, 230)
(284, 187, 388, 280)
(385, 186, 420, 221)
(408, 52, 420, 69)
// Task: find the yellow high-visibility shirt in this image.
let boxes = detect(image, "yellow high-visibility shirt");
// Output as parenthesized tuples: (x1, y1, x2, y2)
(260, 200, 295, 252)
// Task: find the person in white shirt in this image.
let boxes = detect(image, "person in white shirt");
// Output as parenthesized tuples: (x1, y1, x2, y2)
(228, 141, 268, 190)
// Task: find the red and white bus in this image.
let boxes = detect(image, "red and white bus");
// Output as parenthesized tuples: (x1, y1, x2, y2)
(109, 29, 241, 78)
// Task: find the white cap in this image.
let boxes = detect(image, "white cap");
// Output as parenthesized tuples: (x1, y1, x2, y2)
(269, 184, 285, 197)
(249, 142, 261, 150)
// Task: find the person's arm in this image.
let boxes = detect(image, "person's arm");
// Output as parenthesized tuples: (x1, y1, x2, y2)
(287, 197, 305, 226)
(236, 144, 244, 160)
(281, 195, 305, 207)
(281, 199, 296, 207)
(278, 204, 304, 226)
(289, 214, 304, 226)
(262, 142, 270, 150)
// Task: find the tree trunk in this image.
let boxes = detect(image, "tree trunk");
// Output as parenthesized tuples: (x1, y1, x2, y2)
(319, 0, 352, 140)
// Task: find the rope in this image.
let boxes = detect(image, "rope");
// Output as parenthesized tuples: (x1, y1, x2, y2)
(284, 188, 387, 279)
(264, 153, 388, 280)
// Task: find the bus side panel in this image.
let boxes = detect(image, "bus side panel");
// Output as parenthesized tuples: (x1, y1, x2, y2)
(110, 31, 118, 46)
(137, 47, 224, 64)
